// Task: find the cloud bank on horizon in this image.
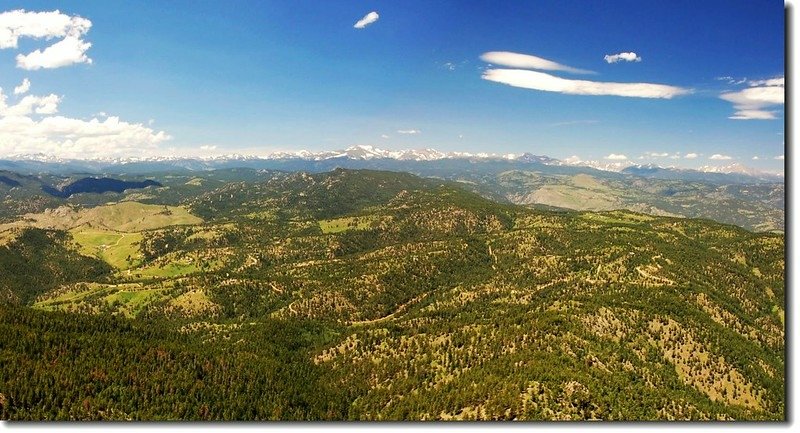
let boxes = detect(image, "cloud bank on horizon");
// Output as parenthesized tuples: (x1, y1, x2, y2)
(0, 9, 169, 158)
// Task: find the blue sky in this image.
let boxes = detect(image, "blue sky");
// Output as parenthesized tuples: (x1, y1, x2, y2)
(0, 0, 786, 171)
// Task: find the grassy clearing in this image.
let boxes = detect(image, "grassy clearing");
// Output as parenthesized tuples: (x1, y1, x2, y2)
(569, 174, 608, 190)
(34, 282, 173, 318)
(70, 229, 143, 270)
(167, 289, 220, 316)
(131, 261, 201, 279)
(126, 254, 223, 280)
(530, 185, 621, 210)
(8, 201, 202, 232)
(104, 288, 169, 317)
(319, 215, 378, 234)
(85, 202, 202, 231)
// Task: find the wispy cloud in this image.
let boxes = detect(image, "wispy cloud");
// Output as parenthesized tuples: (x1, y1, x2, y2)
(354, 11, 379, 29)
(749, 77, 784, 87)
(605, 153, 628, 160)
(604, 52, 641, 63)
(775, 155, 784, 160)
(199, 145, 217, 151)
(752, 156, 760, 160)
(709, 154, 732, 160)
(720, 75, 784, 120)
(397, 129, 420, 134)
(480, 51, 594, 74)
(0, 9, 93, 69)
(482, 68, 690, 99)
(684, 153, 698, 159)
(715, 76, 747, 85)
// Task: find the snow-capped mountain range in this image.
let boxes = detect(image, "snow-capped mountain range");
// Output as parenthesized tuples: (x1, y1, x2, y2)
(1, 145, 782, 180)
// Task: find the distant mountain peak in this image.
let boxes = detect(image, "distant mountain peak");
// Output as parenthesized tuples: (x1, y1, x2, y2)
(698, 162, 777, 176)
(0, 147, 782, 182)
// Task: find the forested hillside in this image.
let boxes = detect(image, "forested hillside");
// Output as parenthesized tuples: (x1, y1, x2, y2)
(0, 169, 785, 420)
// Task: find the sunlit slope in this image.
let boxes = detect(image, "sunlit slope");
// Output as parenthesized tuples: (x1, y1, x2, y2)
(0, 169, 784, 420)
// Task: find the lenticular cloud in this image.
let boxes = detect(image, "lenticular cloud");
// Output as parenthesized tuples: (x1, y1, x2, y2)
(480, 50, 689, 99)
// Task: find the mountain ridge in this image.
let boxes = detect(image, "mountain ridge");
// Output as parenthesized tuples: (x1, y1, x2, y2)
(1, 145, 782, 182)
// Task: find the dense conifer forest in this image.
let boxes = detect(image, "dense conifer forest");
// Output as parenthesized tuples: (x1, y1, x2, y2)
(0, 169, 785, 420)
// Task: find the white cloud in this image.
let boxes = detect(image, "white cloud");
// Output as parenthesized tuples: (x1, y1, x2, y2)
(0, 86, 169, 159)
(604, 52, 641, 63)
(720, 76, 784, 120)
(648, 152, 669, 157)
(684, 153, 698, 159)
(480, 51, 594, 74)
(380, 134, 389, 139)
(13, 78, 30, 95)
(16, 35, 92, 70)
(775, 155, 784, 160)
(709, 154, 732, 160)
(354, 11, 379, 29)
(0, 115, 170, 158)
(604, 153, 628, 160)
(199, 145, 217, 151)
(0, 9, 91, 48)
(563, 155, 582, 164)
(749, 77, 784, 87)
(397, 129, 420, 134)
(0, 89, 60, 116)
(0, 9, 93, 69)
(0, 12, 169, 158)
(482, 68, 690, 99)
(752, 156, 760, 160)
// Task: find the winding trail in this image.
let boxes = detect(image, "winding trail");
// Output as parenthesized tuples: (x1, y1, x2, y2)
(348, 292, 431, 327)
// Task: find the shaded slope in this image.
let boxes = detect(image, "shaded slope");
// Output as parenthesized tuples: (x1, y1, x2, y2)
(42, 178, 162, 198)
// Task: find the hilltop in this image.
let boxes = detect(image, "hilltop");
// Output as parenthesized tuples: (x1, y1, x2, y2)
(0, 149, 785, 232)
